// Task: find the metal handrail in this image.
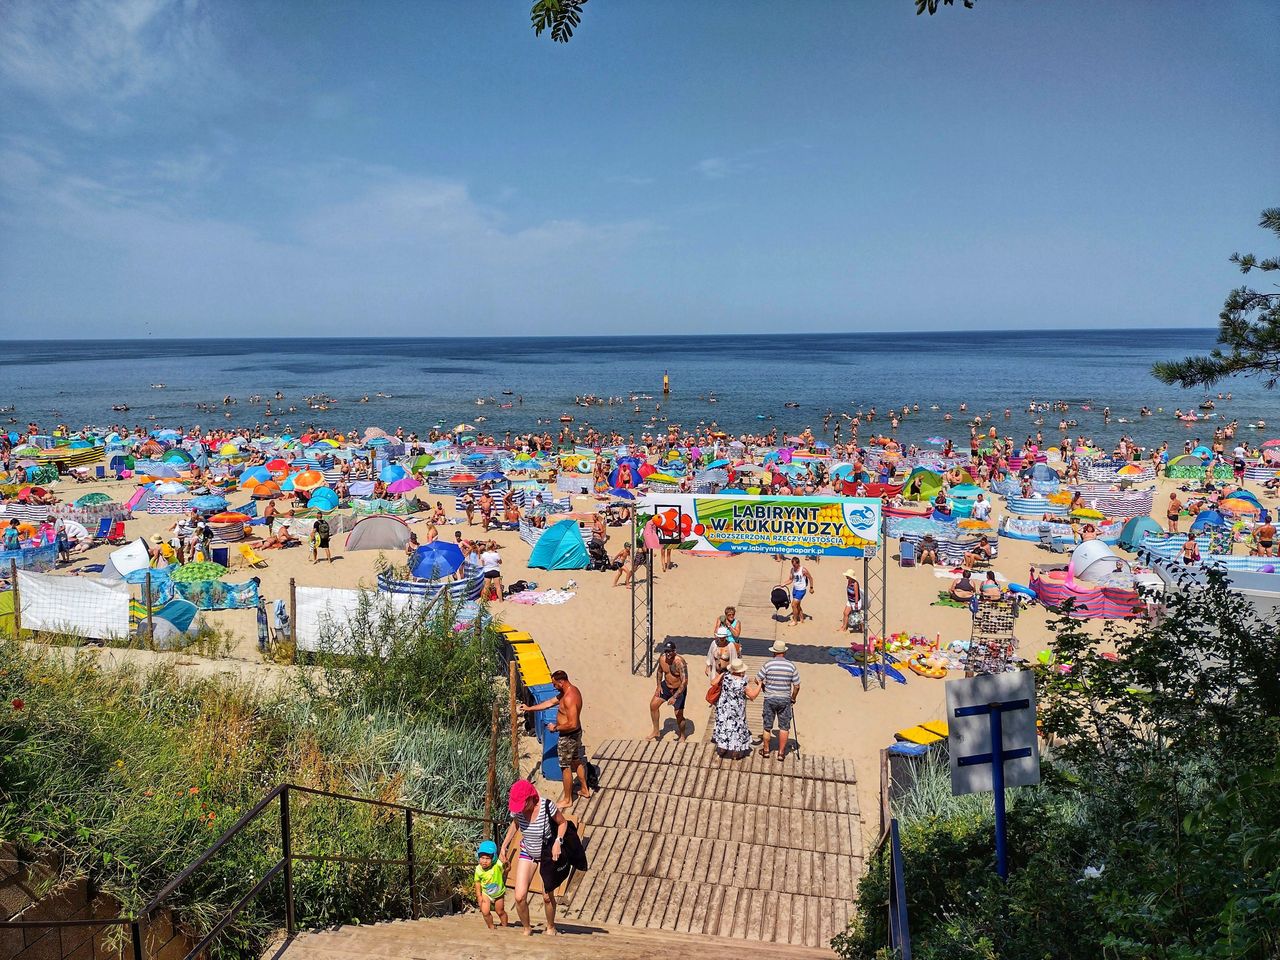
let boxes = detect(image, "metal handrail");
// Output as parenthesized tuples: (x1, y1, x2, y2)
(887, 819, 912, 960)
(1, 782, 499, 960)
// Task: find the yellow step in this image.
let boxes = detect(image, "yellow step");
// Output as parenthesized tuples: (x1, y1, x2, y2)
(895, 725, 944, 746)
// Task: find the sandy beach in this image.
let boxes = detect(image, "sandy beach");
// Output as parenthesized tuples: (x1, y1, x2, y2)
(15, 459, 1270, 835)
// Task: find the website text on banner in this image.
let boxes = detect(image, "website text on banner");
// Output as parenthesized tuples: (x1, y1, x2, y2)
(640, 494, 883, 557)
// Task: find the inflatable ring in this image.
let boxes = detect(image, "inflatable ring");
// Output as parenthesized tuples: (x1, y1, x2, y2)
(907, 656, 947, 679)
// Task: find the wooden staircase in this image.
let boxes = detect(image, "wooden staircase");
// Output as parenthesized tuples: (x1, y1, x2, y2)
(279, 913, 835, 960)
(556, 739, 862, 951)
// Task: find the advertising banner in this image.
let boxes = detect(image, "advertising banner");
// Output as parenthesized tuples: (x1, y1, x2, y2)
(640, 493, 882, 557)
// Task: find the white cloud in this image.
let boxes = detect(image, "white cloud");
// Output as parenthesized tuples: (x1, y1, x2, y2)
(0, 143, 655, 335)
(0, 0, 223, 129)
(695, 157, 732, 179)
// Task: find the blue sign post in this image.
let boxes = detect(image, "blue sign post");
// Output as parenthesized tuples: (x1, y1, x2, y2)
(953, 698, 1033, 879)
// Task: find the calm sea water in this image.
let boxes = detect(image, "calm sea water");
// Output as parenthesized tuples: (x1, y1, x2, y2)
(1, 329, 1271, 449)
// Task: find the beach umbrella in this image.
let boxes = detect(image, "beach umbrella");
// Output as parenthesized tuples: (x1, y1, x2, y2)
(366, 436, 390, 448)
(308, 486, 339, 508)
(410, 541, 464, 580)
(1220, 497, 1261, 515)
(412, 454, 434, 471)
(75, 492, 112, 506)
(279, 474, 297, 492)
(218, 443, 240, 457)
(379, 463, 407, 483)
(265, 458, 288, 472)
(154, 481, 187, 495)
(293, 469, 323, 492)
(364, 426, 388, 440)
(125, 567, 170, 586)
(1261, 439, 1280, 448)
(171, 561, 227, 583)
(387, 477, 421, 494)
(207, 511, 251, 524)
(477, 470, 505, 481)
(189, 494, 228, 512)
(252, 480, 281, 499)
(609, 487, 635, 500)
(450, 473, 478, 485)
(647, 472, 678, 484)
(706, 459, 730, 469)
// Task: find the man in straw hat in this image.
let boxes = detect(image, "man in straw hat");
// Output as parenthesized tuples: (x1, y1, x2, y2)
(757, 640, 800, 761)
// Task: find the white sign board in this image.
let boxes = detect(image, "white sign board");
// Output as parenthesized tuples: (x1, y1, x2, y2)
(946, 671, 1040, 796)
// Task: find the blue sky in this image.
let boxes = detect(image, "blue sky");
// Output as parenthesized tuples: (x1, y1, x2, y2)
(1, 0, 1276, 338)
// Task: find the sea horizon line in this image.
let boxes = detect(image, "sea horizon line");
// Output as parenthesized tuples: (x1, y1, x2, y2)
(2, 325, 1220, 344)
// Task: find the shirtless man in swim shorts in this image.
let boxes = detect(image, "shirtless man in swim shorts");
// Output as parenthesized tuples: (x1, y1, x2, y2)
(648, 641, 689, 741)
(519, 670, 591, 808)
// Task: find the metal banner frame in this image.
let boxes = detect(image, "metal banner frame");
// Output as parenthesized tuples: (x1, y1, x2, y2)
(860, 519, 889, 690)
(629, 513, 654, 677)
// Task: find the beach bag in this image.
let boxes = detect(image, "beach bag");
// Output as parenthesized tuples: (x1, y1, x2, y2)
(770, 585, 789, 610)
(705, 673, 724, 705)
(538, 800, 588, 892)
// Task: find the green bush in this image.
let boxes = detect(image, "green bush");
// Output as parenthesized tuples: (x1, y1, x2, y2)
(0, 596, 512, 958)
(838, 570, 1280, 960)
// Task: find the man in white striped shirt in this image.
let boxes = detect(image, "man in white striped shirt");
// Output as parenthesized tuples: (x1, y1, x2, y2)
(757, 640, 800, 761)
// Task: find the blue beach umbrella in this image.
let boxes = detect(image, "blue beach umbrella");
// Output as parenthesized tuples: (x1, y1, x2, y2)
(189, 494, 229, 513)
(410, 542, 464, 580)
(477, 471, 505, 481)
(609, 487, 635, 500)
(379, 463, 407, 483)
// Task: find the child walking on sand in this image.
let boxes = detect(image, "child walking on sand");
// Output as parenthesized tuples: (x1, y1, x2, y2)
(473, 840, 509, 929)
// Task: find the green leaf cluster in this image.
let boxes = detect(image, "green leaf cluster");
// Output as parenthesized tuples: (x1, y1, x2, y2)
(1153, 208, 1280, 389)
(530, 0, 588, 43)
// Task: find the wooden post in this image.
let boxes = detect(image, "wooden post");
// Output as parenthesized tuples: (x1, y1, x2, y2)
(145, 572, 155, 647)
(509, 660, 519, 778)
(484, 700, 499, 839)
(9, 559, 20, 637)
(288, 577, 297, 649)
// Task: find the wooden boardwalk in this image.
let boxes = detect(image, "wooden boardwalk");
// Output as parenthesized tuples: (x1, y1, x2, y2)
(559, 738, 862, 951)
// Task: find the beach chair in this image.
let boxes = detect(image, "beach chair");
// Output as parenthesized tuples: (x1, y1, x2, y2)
(106, 521, 126, 545)
(92, 518, 112, 542)
(899, 541, 916, 567)
(1037, 527, 1065, 554)
(239, 544, 268, 569)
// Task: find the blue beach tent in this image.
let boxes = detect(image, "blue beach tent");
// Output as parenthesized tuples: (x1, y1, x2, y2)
(1118, 516, 1163, 552)
(528, 520, 590, 570)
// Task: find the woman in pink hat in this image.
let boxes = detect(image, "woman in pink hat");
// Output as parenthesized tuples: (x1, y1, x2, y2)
(498, 780, 568, 936)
